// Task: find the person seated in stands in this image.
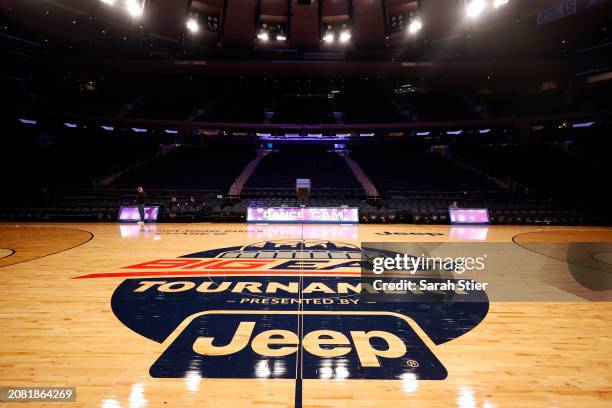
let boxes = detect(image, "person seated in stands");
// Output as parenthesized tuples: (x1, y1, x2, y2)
(187, 197, 200, 217)
(166, 196, 179, 219)
(449, 201, 459, 210)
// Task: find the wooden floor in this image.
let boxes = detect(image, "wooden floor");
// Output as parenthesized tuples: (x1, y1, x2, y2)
(0, 222, 611, 407)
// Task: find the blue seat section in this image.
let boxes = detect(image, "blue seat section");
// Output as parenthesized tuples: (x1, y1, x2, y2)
(245, 146, 362, 192)
(351, 146, 498, 194)
(113, 145, 256, 192)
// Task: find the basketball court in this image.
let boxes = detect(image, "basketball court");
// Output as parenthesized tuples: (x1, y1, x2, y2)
(0, 222, 610, 408)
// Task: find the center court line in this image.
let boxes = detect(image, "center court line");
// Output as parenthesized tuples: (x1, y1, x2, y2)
(294, 224, 305, 408)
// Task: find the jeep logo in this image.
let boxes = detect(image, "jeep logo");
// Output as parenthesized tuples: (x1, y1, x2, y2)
(193, 320, 406, 367)
(150, 312, 447, 379)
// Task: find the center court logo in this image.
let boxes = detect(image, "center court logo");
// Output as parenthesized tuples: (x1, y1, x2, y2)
(75, 240, 489, 381)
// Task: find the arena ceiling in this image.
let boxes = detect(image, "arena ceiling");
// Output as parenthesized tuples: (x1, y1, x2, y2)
(1, 0, 610, 90)
(2, 0, 610, 60)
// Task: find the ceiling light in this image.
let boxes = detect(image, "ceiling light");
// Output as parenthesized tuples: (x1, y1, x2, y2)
(125, 0, 143, 18)
(466, 0, 486, 18)
(493, 0, 509, 8)
(339, 31, 351, 43)
(408, 19, 422, 34)
(186, 19, 199, 33)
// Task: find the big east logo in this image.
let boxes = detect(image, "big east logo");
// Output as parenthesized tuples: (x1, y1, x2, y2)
(75, 240, 489, 381)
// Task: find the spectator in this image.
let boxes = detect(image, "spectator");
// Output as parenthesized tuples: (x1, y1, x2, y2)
(136, 186, 146, 224)
(167, 196, 179, 219)
(169, 196, 179, 208)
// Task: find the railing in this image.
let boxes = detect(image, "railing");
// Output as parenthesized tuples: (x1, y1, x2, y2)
(339, 153, 380, 197)
(57, 187, 225, 200)
(92, 147, 165, 187)
(386, 190, 515, 199)
(11, 108, 612, 136)
(441, 150, 528, 193)
(228, 150, 268, 196)
(239, 187, 366, 198)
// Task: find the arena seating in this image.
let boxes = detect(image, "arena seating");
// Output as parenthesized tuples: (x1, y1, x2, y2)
(34, 76, 142, 117)
(1, 131, 611, 225)
(274, 96, 333, 124)
(7, 71, 610, 126)
(111, 145, 256, 192)
(6, 65, 612, 127)
(477, 90, 568, 118)
(335, 94, 399, 124)
(1, 5, 611, 229)
(1, 131, 159, 193)
(350, 145, 499, 194)
(128, 84, 202, 120)
(566, 125, 612, 170)
(2, 188, 608, 225)
(451, 144, 608, 198)
(244, 146, 363, 193)
(197, 93, 273, 123)
(396, 93, 482, 121)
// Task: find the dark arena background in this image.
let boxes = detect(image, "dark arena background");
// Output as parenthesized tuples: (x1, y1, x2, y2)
(0, 1, 611, 408)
